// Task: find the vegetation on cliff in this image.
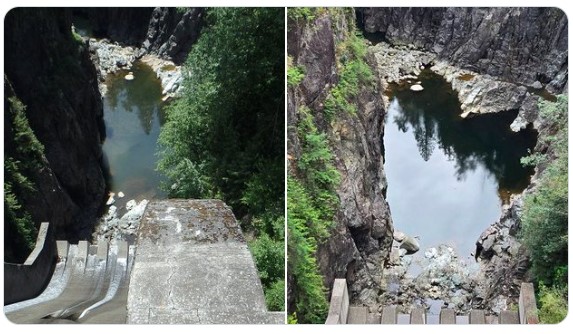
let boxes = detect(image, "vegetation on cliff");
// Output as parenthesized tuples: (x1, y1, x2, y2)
(287, 8, 373, 323)
(4, 93, 43, 263)
(520, 95, 568, 323)
(157, 8, 285, 310)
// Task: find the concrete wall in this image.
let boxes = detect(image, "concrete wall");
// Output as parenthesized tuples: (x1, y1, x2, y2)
(4, 223, 57, 305)
(325, 279, 349, 324)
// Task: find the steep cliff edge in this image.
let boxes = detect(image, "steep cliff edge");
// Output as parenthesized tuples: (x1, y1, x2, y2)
(72, 7, 204, 64)
(4, 8, 106, 243)
(288, 9, 393, 316)
(359, 7, 568, 93)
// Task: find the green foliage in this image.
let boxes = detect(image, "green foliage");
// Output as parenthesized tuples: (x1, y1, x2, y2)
(521, 95, 568, 288)
(324, 33, 374, 119)
(287, 313, 298, 324)
(287, 63, 305, 87)
(157, 8, 285, 310)
(249, 233, 285, 290)
(265, 279, 285, 312)
(176, 7, 188, 14)
(4, 162, 36, 253)
(287, 180, 330, 323)
(287, 107, 340, 323)
(71, 29, 83, 44)
(4, 96, 43, 262)
(538, 283, 568, 324)
(287, 7, 316, 22)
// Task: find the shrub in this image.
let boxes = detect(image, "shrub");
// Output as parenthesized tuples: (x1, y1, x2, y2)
(538, 284, 568, 324)
(521, 95, 568, 288)
(265, 279, 285, 311)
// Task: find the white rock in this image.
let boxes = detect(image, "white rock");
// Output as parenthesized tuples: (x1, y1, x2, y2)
(410, 84, 424, 91)
(393, 230, 406, 242)
(126, 199, 137, 211)
(425, 247, 438, 259)
(106, 194, 115, 205)
(118, 191, 125, 198)
(125, 72, 134, 80)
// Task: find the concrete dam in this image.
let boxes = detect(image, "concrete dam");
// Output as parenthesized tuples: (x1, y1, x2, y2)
(4, 199, 284, 324)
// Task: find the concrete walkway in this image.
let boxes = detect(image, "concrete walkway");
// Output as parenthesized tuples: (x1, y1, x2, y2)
(126, 199, 283, 324)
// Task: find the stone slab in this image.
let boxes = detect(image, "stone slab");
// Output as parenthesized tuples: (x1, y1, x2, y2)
(381, 306, 397, 324)
(347, 306, 368, 324)
(500, 310, 520, 324)
(440, 309, 456, 324)
(470, 310, 486, 324)
(410, 308, 425, 324)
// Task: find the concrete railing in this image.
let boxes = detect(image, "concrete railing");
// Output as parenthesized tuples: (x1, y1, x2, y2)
(326, 279, 540, 324)
(4, 222, 57, 305)
(519, 282, 539, 324)
(325, 278, 349, 324)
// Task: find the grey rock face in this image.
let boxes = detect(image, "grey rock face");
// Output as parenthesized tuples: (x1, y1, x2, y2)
(73, 8, 153, 45)
(288, 12, 394, 308)
(139, 8, 204, 64)
(4, 8, 106, 240)
(360, 7, 568, 93)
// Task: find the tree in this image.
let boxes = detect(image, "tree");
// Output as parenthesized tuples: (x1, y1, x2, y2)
(157, 8, 285, 310)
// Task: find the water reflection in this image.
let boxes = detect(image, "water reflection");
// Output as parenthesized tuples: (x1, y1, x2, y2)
(105, 63, 165, 134)
(384, 71, 536, 258)
(102, 62, 166, 207)
(389, 71, 536, 198)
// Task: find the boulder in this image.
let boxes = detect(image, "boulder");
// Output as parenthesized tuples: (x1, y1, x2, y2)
(393, 230, 406, 242)
(400, 236, 420, 254)
(410, 84, 424, 91)
(532, 81, 543, 89)
(126, 199, 137, 211)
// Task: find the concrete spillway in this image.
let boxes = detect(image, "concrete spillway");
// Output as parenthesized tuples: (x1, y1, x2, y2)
(4, 199, 284, 324)
(5, 239, 134, 324)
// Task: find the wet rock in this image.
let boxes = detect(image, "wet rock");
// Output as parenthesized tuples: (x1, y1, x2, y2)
(410, 84, 424, 91)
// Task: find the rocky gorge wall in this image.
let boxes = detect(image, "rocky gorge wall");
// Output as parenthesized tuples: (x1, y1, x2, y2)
(4, 8, 106, 241)
(358, 7, 568, 314)
(359, 7, 568, 94)
(288, 10, 394, 311)
(73, 7, 204, 64)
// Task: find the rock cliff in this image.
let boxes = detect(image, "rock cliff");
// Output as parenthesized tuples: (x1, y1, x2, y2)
(359, 7, 568, 93)
(72, 7, 204, 64)
(4, 8, 106, 241)
(288, 10, 394, 310)
(138, 7, 204, 64)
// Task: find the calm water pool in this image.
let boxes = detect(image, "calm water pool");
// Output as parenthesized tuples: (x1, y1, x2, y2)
(383, 71, 536, 259)
(101, 62, 167, 209)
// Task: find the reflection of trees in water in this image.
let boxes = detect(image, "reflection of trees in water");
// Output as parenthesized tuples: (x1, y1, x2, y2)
(105, 63, 164, 135)
(390, 71, 536, 193)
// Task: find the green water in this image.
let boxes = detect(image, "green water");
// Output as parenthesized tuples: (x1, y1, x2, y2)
(102, 62, 166, 208)
(384, 70, 537, 259)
